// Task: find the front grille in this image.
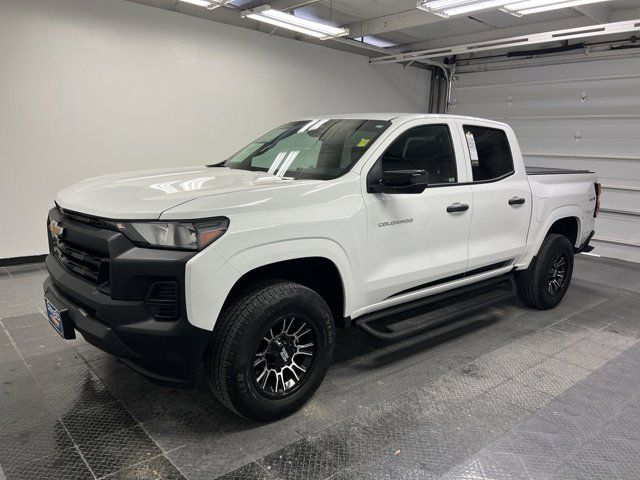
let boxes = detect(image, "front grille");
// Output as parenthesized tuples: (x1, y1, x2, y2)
(48, 209, 111, 287)
(62, 209, 116, 230)
(52, 239, 110, 286)
(146, 282, 179, 320)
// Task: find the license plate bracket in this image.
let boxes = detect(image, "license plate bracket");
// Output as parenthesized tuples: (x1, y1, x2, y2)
(44, 296, 75, 339)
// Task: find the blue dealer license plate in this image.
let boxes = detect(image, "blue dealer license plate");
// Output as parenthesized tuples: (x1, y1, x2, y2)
(45, 297, 65, 337)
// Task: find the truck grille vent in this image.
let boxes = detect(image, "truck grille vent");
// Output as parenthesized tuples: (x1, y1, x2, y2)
(146, 282, 179, 320)
(61, 208, 116, 231)
(52, 239, 110, 287)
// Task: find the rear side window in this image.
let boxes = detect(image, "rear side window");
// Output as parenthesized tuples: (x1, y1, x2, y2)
(464, 126, 514, 182)
(380, 124, 457, 184)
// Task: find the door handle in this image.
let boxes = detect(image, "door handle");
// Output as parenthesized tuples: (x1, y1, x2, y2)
(447, 203, 469, 213)
(509, 197, 526, 206)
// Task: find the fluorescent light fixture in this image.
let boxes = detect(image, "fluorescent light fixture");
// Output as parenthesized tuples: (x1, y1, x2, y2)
(502, 0, 614, 15)
(179, 0, 232, 10)
(417, 0, 506, 17)
(241, 6, 349, 40)
(417, 0, 613, 17)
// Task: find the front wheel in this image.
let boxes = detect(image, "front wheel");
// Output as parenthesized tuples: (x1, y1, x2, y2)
(516, 233, 574, 310)
(205, 281, 335, 421)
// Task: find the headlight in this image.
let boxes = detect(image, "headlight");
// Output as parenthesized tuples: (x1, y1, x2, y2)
(109, 217, 229, 251)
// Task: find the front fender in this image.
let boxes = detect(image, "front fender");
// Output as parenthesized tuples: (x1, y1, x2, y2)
(184, 238, 359, 331)
(228, 238, 358, 314)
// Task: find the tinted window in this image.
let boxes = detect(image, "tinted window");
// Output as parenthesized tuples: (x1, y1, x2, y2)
(380, 125, 457, 184)
(464, 126, 514, 182)
(221, 119, 391, 180)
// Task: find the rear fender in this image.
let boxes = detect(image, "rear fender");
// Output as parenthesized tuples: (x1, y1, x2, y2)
(517, 205, 583, 268)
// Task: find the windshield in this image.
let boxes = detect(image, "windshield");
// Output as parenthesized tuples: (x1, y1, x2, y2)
(219, 119, 392, 180)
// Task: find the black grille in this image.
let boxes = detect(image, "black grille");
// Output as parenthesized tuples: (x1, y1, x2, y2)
(146, 282, 179, 320)
(52, 239, 110, 286)
(62, 209, 116, 230)
(48, 209, 111, 287)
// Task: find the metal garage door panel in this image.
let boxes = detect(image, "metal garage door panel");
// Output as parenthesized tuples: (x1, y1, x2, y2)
(456, 58, 640, 86)
(518, 137, 640, 158)
(453, 56, 640, 262)
(524, 155, 638, 185)
(596, 213, 640, 242)
(506, 119, 640, 140)
(451, 97, 640, 118)
(599, 189, 640, 214)
(454, 77, 640, 103)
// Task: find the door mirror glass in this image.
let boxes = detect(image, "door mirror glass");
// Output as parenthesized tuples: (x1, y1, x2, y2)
(370, 170, 429, 194)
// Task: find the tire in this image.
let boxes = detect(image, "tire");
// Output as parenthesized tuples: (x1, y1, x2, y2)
(516, 233, 574, 310)
(205, 281, 335, 421)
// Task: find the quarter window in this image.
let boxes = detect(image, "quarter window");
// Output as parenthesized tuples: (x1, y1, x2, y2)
(464, 126, 514, 182)
(379, 125, 457, 184)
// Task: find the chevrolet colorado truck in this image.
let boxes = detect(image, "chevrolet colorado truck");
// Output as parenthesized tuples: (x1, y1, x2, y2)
(43, 114, 600, 420)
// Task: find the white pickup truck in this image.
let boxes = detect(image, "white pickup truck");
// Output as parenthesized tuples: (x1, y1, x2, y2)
(43, 114, 600, 420)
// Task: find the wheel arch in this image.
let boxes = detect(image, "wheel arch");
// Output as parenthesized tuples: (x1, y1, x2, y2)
(546, 216, 580, 247)
(518, 206, 584, 269)
(220, 238, 359, 328)
(222, 256, 347, 326)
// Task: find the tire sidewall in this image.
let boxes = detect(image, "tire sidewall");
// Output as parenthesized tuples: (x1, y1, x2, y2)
(537, 235, 574, 308)
(226, 287, 334, 421)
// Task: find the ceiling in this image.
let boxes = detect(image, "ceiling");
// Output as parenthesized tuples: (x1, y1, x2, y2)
(128, 0, 640, 66)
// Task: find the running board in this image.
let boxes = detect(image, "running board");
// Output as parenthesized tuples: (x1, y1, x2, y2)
(355, 275, 515, 341)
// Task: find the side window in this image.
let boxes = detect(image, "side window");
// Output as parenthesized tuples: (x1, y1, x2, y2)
(464, 126, 514, 182)
(380, 125, 457, 184)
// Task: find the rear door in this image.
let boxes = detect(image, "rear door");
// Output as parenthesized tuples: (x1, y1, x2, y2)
(459, 122, 532, 271)
(362, 120, 473, 304)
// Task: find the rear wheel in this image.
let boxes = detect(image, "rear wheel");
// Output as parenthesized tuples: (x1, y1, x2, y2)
(205, 281, 335, 421)
(517, 233, 574, 310)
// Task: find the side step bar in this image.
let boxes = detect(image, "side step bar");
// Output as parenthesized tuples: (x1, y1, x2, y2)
(355, 275, 515, 341)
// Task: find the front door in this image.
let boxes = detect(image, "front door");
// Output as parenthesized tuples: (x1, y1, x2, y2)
(363, 121, 472, 305)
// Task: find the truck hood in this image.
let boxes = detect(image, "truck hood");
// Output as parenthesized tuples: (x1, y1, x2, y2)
(56, 166, 314, 219)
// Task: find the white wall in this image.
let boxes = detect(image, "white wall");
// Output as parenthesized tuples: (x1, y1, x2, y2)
(0, 0, 430, 259)
(451, 57, 640, 263)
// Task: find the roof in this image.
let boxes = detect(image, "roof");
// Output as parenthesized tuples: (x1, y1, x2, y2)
(301, 113, 509, 126)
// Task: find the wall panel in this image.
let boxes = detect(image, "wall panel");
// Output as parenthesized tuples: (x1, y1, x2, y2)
(0, 0, 430, 258)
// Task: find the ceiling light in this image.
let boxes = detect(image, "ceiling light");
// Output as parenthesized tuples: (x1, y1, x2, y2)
(179, 0, 232, 10)
(502, 0, 614, 15)
(417, 0, 507, 17)
(241, 6, 349, 40)
(417, 0, 614, 17)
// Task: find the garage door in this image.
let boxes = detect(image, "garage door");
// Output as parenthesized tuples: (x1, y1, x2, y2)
(450, 56, 640, 263)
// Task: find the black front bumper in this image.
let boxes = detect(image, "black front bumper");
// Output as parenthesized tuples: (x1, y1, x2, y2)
(43, 209, 211, 388)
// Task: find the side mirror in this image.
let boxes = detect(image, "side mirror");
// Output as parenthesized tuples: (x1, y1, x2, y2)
(369, 170, 429, 194)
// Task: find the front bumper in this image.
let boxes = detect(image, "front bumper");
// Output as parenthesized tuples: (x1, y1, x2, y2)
(43, 210, 211, 388)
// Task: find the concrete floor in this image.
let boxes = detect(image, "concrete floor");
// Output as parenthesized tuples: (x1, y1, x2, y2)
(0, 255, 639, 480)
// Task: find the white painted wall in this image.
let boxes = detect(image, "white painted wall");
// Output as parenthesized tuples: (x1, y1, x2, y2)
(451, 57, 640, 263)
(0, 0, 430, 259)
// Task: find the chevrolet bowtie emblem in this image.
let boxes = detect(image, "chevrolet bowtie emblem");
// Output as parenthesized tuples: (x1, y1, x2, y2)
(49, 220, 64, 238)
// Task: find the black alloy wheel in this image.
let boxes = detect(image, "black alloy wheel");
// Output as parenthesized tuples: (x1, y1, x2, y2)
(252, 314, 317, 398)
(547, 252, 568, 296)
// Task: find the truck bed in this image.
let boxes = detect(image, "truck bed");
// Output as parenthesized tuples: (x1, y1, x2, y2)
(526, 166, 593, 175)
